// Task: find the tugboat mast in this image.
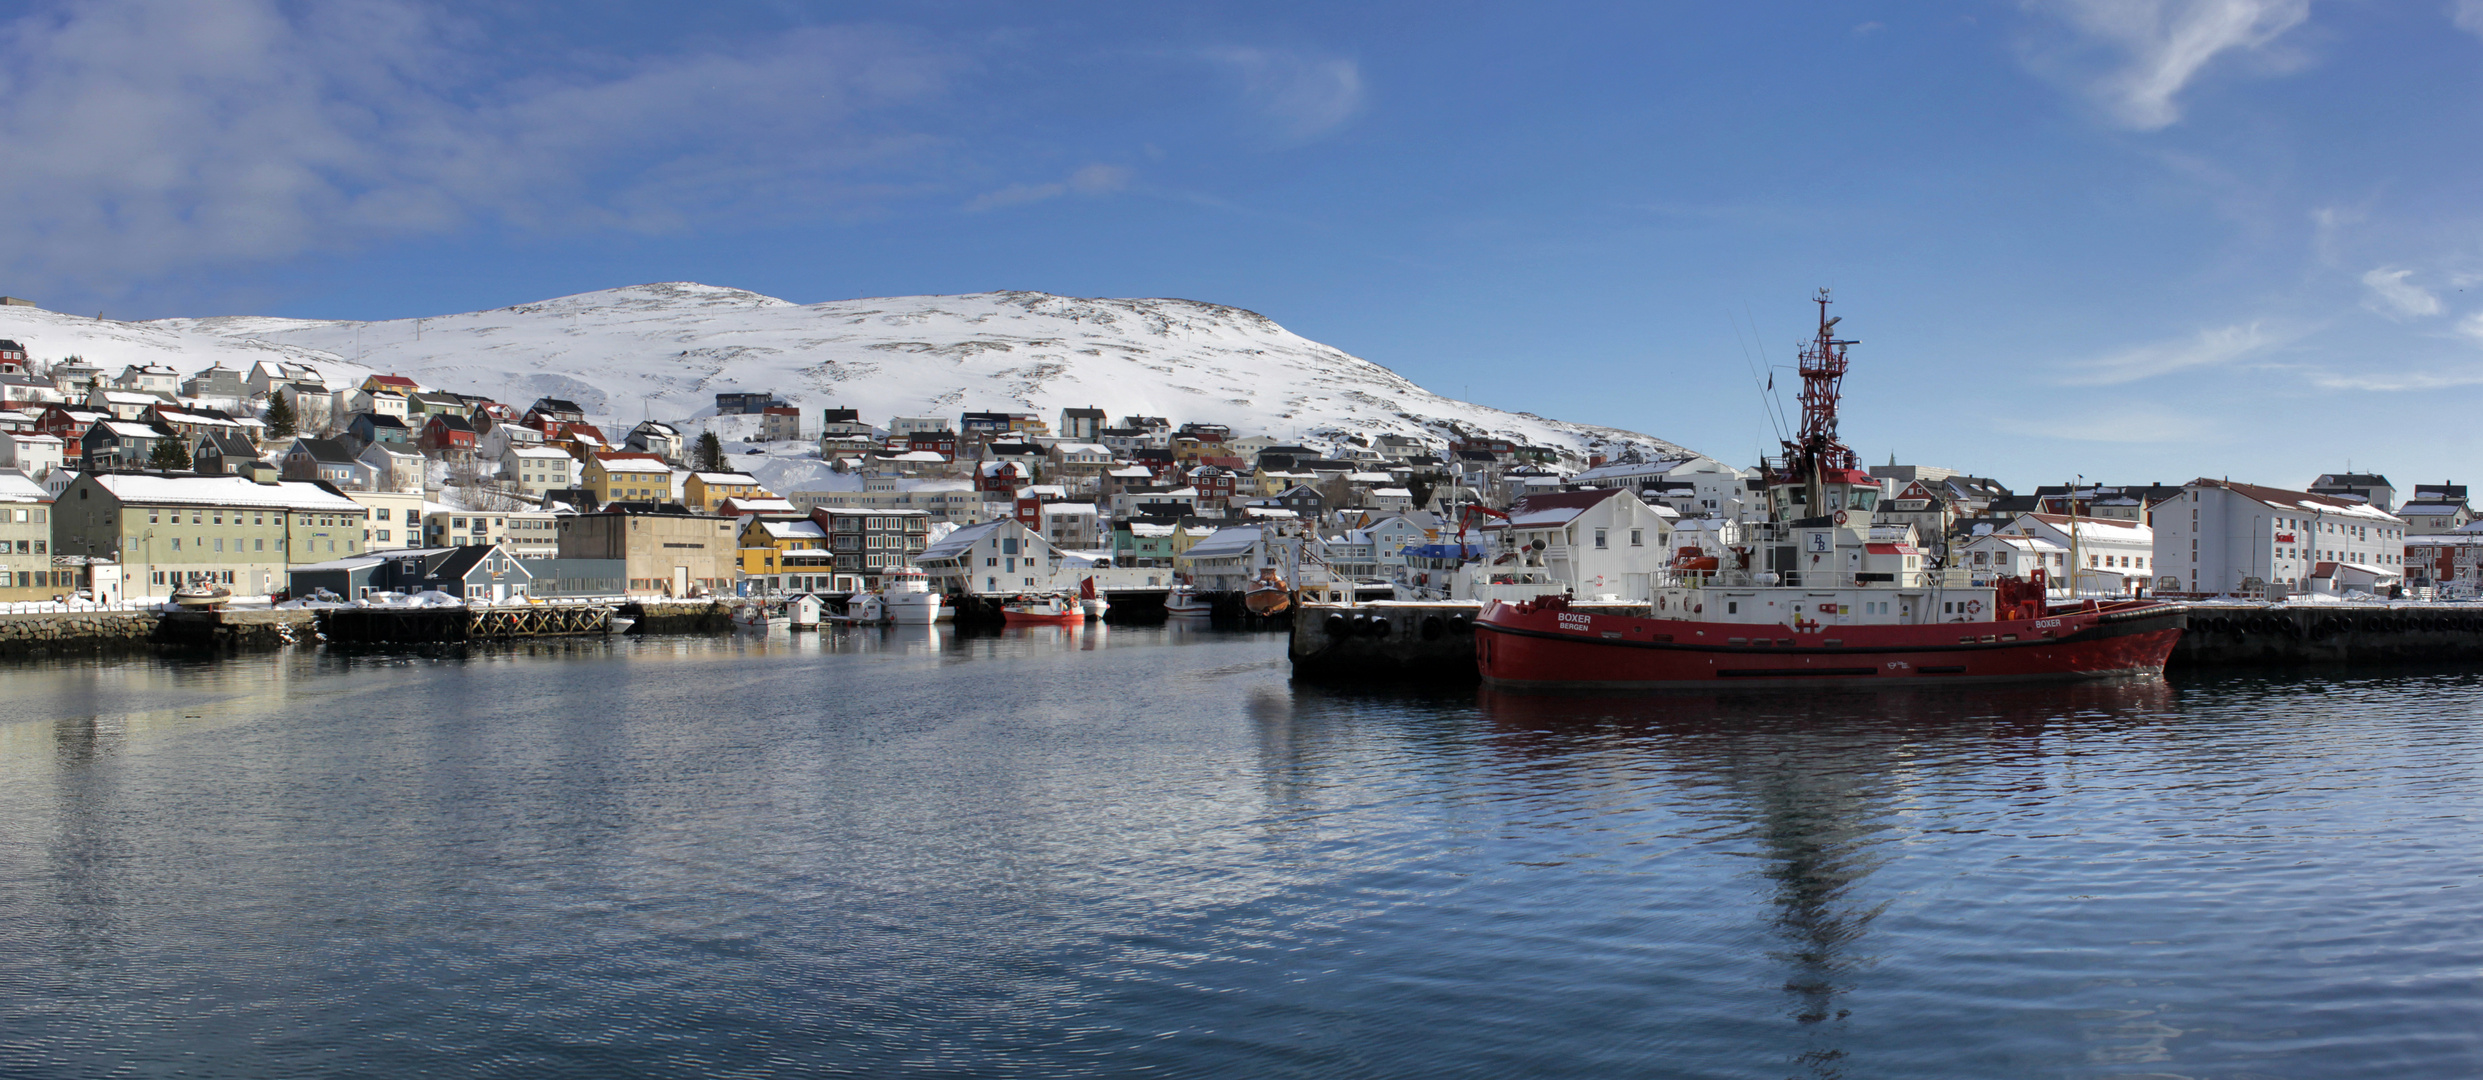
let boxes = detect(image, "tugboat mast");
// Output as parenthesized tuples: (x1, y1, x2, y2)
(1783, 288, 1861, 519)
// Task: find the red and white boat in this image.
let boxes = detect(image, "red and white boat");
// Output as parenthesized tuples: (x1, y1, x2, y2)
(1000, 593, 1084, 625)
(1475, 290, 2186, 689)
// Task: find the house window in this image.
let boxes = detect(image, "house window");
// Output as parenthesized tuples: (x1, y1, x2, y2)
(1630, 529, 1643, 547)
(1594, 529, 1607, 549)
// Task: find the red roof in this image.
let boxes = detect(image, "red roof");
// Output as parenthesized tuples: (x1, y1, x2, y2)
(366, 374, 418, 388)
(1864, 543, 1917, 554)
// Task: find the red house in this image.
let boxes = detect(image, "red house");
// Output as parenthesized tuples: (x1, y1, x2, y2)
(35, 404, 102, 443)
(976, 460, 1023, 497)
(1188, 464, 1237, 501)
(418, 413, 479, 457)
(907, 430, 958, 461)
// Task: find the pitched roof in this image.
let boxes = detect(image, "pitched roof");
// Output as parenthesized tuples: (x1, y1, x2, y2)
(87, 473, 364, 511)
(2196, 478, 2403, 523)
(1487, 486, 1625, 529)
(1182, 526, 1265, 559)
(291, 437, 360, 464)
(917, 519, 1011, 561)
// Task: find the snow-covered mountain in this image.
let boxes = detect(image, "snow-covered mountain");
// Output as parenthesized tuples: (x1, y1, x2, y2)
(0, 283, 1695, 491)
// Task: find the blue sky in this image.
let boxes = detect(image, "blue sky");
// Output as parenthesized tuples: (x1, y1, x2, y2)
(4, 0, 2481, 491)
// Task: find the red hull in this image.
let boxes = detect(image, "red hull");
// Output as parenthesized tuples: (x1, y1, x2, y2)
(1476, 594, 2184, 689)
(1002, 610, 1083, 625)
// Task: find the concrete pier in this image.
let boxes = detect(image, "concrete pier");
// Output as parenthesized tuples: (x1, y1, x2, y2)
(0, 609, 162, 656)
(2172, 604, 2483, 666)
(1289, 599, 2483, 681)
(157, 608, 318, 650)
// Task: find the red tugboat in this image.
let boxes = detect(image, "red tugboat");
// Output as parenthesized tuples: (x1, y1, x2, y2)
(1474, 290, 2184, 690)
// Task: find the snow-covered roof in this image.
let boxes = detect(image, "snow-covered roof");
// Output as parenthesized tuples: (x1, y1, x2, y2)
(1051, 441, 1110, 455)
(692, 471, 759, 484)
(89, 474, 365, 511)
(1041, 503, 1098, 515)
(2396, 502, 2464, 515)
(2203, 479, 2403, 524)
(724, 497, 798, 513)
(1182, 526, 1264, 559)
(97, 421, 163, 438)
(887, 450, 947, 463)
(506, 446, 572, 459)
(1242, 507, 1299, 519)
(1125, 522, 1174, 537)
(0, 470, 46, 502)
(1968, 534, 2066, 553)
(1487, 487, 1626, 529)
(756, 520, 828, 540)
(8, 433, 61, 445)
(918, 519, 1015, 562)
(1372, 487, 1411, 497)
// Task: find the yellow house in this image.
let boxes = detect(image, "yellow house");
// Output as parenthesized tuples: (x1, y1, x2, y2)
(737, 517, 834, 588)
(1168, 522, 1220, 557)
(685, 471, 769, 513)
(585, 451, 672, 506)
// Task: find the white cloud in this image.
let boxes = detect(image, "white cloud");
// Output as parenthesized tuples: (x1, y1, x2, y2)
(1209, 48, 1365, 141)
(0, 0, 952, 294)
(962, 164, 1131, 212)
(2024, 0, 2313, 130)
(2362, 268, 2443, 318)
(2456, 0, 2483, 37)
(2057, 320, 2295, 385)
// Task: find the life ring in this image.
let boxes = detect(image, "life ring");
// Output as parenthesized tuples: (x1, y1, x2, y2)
(1834, 510, 1848, 525)
(1967, 599, 1983, 614)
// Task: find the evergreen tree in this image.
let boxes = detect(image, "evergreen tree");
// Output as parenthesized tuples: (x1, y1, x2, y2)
(264, 393, 297, 439)
(695, 431, 723, 472)
(148, 435, 190, 472)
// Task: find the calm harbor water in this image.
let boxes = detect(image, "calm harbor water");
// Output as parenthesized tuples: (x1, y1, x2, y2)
(3, 625, 2482, 1078)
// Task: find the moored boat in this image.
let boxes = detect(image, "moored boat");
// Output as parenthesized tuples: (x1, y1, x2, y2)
(1475, 290, 2184, 690)
(1000, 593, 1083, 624)
(1165, 581, 1212, 617)
(1241, 568, 1292, 615)
(170, 583, 232, 609)
(1078, 577, 1109, 620)
(882, 566, 944, 625)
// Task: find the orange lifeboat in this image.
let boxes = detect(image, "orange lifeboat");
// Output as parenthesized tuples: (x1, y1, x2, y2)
(1670, 546, 1720, 572)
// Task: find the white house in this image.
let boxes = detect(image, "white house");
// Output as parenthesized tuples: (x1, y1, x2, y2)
(1958, 532, 2068, 583)
(914, 517, 1067, 596)
(1175, 525, 1284, 592)
(1989, 512, 2154, 595)
(503, 445, 579, 498)
(0, 431, 65, 480)
(357, 442, 426, 495)
(1476, 487, 1677, 599)
(2152, 479, 2406, 597)
(1035, 502, 1105, 549)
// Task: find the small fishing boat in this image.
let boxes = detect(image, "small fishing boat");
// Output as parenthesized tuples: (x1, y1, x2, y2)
(1000, 593, 1083, 625)
(1078, 577, 1109, 620)
(606, 615, 636, 635)
(1164, 581, 1212, 617)
(1241, 568, 1292, 616)
(170, 583, 232, 609)
(731, 601, 790, 633)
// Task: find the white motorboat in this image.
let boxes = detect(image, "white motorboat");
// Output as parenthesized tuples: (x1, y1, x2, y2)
(1079, 577, 1109, 620)
(1164, 581, 1212, 617)
(883, 566, 944, 626)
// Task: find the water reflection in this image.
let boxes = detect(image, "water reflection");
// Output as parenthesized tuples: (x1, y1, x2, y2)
(1473, 678, 2179, 1078)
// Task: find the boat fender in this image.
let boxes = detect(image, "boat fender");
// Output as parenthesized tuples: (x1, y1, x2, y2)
(1325, 613, 1350, 636)
(1421, 615, 1444, 641)
(1365, 616, 1391, 639)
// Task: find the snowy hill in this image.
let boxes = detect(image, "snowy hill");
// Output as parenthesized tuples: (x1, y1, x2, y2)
(0, 283, 1695, 492)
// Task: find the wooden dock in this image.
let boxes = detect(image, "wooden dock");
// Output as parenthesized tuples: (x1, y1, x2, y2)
(318, 602, 625, 645)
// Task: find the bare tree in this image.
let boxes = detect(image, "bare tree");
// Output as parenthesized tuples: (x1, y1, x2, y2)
(448, 457, 527, 512)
